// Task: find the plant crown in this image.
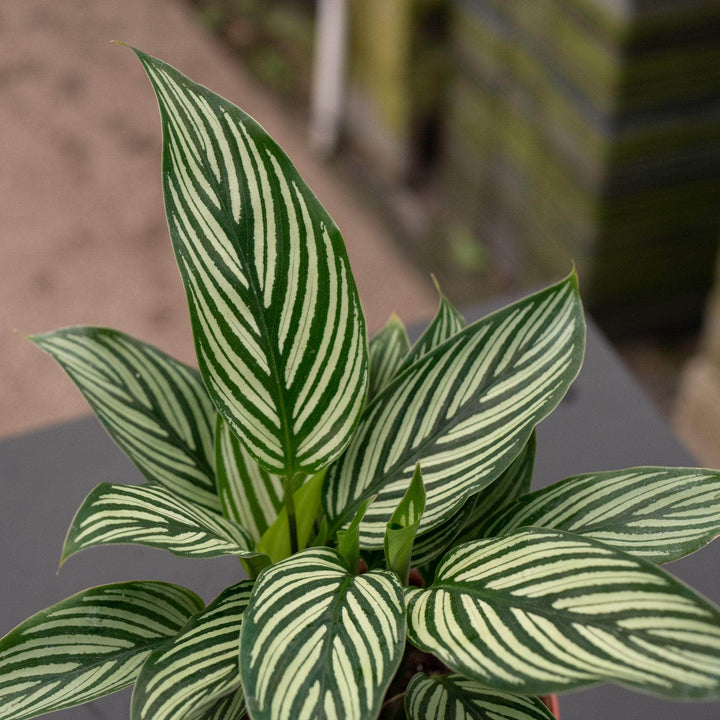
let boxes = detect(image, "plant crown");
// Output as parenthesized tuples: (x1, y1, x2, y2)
(3, 49, 720, 720)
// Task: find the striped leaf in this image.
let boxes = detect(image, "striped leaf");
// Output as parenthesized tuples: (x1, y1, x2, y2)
(131, 581, 252, 720)
(324, 273, 585, 547)
(477, 466, 720, 564)
(134, 49, 367, 476)
(62, 482, 258, 562)
(0, 582, 203, 720)
(397, 283, 466, 373)
(367, 315, 410, 401)
(216, 415, 283, 543)
(456, 432, 536, 544)
(239, 547, 405, 720)
(413, 433, 536, 567)
(31, 327, 219, 511)
(406, 528, 720, 699)
(192, 688, 246, 720)
(405, 672, 555, 720)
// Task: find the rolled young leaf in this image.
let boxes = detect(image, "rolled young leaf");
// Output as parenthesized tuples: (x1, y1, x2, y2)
(131, 581, 253, 720)
(406, 528, 720, 699)
(405, 672, 556, 720)
(337, 495, 375, 574)
(367, 315, 411, 401)
(133, 49, 368, 477)
(62, 482, 258, 562)
(31, 327, 219, 511)
(477, 467, 720, 563)
(385, 463, 426, 583)
(0, 582, 203, 720)
(215, 415, 283, 543)
(324, 272, 585, 546)
(239, 547, 405, 720)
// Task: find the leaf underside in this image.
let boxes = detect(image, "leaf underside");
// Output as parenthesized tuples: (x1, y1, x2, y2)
(135, 49, 367, 476)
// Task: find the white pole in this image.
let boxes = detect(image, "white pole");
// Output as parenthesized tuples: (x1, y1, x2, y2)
(310, 0, 349, 155)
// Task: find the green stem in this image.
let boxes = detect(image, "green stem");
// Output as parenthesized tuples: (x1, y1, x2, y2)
(284, 472, 299, 554)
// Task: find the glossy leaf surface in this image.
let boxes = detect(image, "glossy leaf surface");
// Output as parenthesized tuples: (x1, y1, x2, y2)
(239, 547, 405, 720)
(325, 274, 584, 546)
(0, 582, 203, 720)
(131, 581, 252, 720)
(135, 49, 367, 476)
(407, 528, 720, 698)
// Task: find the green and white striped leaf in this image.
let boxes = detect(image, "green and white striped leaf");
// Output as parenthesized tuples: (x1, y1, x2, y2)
(239, 547, 405, 720)
(477, 466, 720, 564)
(134, 49, 367, 476)
(367, 315, 410, 401)
(405, 672, 555, 720)
(406, 528, 720, 699)
(216, 415, 283, 543)
(457, 431, 536, 544)
(32, 327, 219, 511)
(62, 482, 257, 562)
(0, 582, 203, 720)
(132, 580, 252, 720)
(413, 433, 536, 566)
(324, 273, 584, 547)
(192, 688, 246, 720)
(398, 283, 466, 373)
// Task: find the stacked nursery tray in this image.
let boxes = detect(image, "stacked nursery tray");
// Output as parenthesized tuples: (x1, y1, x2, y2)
(446, 0, 720, 332)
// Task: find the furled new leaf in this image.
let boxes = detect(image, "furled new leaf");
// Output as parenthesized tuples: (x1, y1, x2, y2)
(324, 273, 584, 546)
(405, 672, 555, 720)
(216, 415, 283, 543)
(0, 582, 203, 720)
(255, 470, 325, 562)
(239, 547, 405, 720)
(134, 49, 367, 476)
(477, 467, 720, 564)
(407, 528, 720, 698)
(31, 327, 219, 511)
(397, 281, 465, 373)
(131, 581, 252, 720)
(367, 315, 410, 401)
(62, 482, 259, 562)
(337, 495, 375, 574)
(385, 463, 425, 583)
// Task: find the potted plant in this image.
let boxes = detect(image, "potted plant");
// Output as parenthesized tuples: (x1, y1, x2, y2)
(2, 48, 720, 720)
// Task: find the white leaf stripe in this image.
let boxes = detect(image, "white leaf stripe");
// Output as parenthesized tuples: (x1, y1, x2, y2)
(192, 688, 246, 720)
(478, 467, 720, 564)
(135, 50, 367, 475)
(0, 582, 203, 720)
(32, 328, 219, 511)
(62, 482, 255, 561)
(406, 528, 720, 698)
(411, 499, 477, 567)
(398, 289, 466, 373)
(405, 672, 555, 720)
(215, 416, 284, 543)
(324, 275, 584, 547)
(239, 547, 405, 720)
(132, 581, 252, 720)
(367, 315, 410, 401)
(457, 432, 536, 544)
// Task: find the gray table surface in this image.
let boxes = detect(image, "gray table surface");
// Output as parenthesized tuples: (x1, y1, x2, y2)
(2, 313, 719, 719)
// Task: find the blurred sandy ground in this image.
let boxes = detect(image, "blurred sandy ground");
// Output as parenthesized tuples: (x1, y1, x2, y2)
(0, 0, 436, 438)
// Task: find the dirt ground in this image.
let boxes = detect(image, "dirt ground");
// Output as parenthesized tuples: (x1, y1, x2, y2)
(0, 0, 437, 439)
